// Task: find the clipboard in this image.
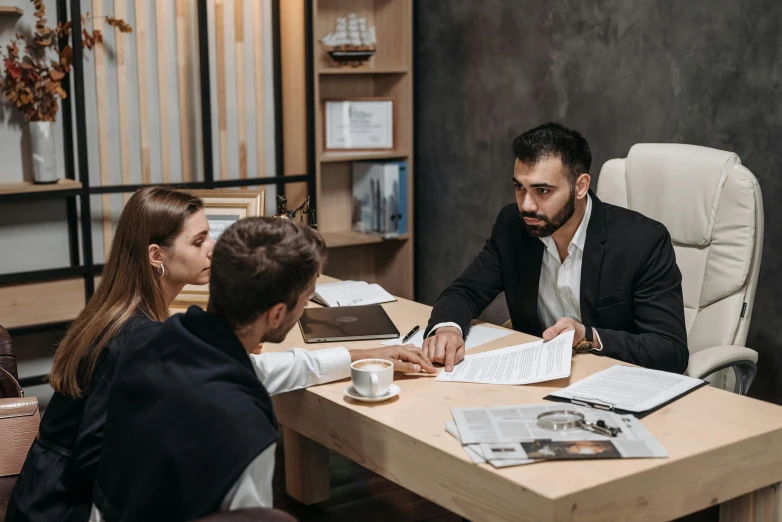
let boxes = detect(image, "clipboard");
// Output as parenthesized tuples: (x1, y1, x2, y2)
(543, 379, 708, 419)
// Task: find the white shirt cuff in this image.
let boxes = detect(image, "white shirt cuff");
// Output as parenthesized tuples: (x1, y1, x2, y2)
(314, 346, 353, 382)
(592, 328, 604, 352)
(249, 347, 351, 396)
(428, 322, 463, 338)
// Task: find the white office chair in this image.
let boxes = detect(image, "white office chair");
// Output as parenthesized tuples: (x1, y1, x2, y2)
(597, 143, 764, 394)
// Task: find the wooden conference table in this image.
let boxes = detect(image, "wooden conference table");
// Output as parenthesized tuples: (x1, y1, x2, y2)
(260, 276, 782, 522)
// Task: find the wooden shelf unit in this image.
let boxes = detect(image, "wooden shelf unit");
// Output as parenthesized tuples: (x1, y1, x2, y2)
(318, 66, 409, 75)
(0, 6, 23, 16)
(320, 230, 409, 249)
(311, 0, 414, 299)
(0, 179, 82, 196)
(320, 149, 411, 163)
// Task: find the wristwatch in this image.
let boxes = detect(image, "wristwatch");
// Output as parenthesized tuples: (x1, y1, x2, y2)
(573, 325, 594, 353)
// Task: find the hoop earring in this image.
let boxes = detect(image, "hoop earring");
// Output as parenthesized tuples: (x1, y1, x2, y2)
(157, 264, 165, 278)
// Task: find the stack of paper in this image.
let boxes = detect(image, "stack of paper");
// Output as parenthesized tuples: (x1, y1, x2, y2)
(547, 364, 706, 416)
(445, 421, 535, 468)
(446, 403, 668, 468)
(381, 324, 512, 351)
(435, 330, 574, 385)
(312, 280, 396, 307)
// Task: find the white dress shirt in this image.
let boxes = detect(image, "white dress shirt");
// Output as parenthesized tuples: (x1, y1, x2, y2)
(431, 195, 601, 348)
(89, 347, 351, 522)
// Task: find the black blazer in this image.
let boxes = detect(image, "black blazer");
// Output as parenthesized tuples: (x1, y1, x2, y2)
(425, 193, 689, 374)
(7, 314, 158, 522)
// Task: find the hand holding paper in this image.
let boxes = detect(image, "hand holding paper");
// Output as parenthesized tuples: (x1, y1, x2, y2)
(435, 330, 574, 385)
(383, 324, 513, 371)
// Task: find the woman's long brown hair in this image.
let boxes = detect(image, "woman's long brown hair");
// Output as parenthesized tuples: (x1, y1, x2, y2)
(49, 187, 203, 397)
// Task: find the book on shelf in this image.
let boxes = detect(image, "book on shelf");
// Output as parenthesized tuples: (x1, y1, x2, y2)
(351, 161, 407, 238)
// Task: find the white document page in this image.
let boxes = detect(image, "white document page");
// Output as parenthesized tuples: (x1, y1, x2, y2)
(548, 364, 704, 413)
(435, 330, 573, 385)
(382, 324, 512, 351)
(314, 281, 396, 307)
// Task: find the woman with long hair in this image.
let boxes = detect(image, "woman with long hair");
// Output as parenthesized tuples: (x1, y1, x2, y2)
(7, 187, 214, 522)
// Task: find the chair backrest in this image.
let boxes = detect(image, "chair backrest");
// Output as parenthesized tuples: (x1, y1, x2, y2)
(596, 144, 764, 354)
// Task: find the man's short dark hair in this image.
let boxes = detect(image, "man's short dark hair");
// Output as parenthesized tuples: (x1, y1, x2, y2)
(209, 217, 327, 328)
(512, 122, 592, 185)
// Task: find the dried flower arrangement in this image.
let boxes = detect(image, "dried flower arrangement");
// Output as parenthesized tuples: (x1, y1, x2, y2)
(0, 0, 133, 122)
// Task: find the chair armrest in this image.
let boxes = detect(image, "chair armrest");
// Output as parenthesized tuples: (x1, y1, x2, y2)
(685, 345, 758, 381)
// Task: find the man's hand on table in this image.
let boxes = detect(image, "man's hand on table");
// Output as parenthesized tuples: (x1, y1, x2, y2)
(422, 326, 465, 372)
(542, 318, 601, 350)
(351, 345, 437, 374)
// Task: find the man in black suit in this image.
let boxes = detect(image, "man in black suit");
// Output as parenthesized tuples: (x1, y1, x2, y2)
(423, 123, 688, 374)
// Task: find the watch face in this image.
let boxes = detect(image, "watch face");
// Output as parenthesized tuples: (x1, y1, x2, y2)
(574, 340, 593, 353)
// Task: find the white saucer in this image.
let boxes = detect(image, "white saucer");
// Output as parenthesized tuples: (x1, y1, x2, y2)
(344, 383, 400, 403)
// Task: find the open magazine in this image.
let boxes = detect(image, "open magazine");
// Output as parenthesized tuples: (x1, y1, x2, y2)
(447, 403, 667, 468)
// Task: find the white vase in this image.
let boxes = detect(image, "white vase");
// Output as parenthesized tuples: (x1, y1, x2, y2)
(29, 121, 58, 184)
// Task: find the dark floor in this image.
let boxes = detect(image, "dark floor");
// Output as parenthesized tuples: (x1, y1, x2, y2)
(272, 449, 460, 522)
(272, 448, 718, 522)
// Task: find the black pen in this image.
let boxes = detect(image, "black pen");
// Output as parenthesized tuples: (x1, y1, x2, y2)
(402, 325, 420, 344)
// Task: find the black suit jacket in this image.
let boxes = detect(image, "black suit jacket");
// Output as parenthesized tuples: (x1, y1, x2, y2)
(425, 193, 689, 374)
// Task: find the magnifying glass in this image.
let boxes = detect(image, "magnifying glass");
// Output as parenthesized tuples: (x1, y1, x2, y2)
(536, 410, 621, 437)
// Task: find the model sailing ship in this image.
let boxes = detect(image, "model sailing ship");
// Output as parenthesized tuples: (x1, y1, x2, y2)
(320, 13, 377, 67)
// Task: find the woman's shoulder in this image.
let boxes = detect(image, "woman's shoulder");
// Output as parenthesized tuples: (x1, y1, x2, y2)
(87, 313, 161, 386)
(103, 312, 160, 358)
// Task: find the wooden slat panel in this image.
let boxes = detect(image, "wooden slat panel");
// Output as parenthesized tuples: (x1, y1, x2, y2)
(114, 0, 131, 205)
(0, 279, 85, 329)
(92, 0, 113, 259)
(135, 0, 151, 184)
(281, 0, 307, 174)
(251, 0, 266, 180)
(215, 0, 228, 180)
(281, 0, 308, 205)
(156, 0, 172, 183)
(235, 0, 247, 179)
(175, 0, 193, 182)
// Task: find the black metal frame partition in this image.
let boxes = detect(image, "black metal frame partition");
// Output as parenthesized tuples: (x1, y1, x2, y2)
(1, 0, 315, 347)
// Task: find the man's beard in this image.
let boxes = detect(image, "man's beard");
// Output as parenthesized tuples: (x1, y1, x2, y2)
(262, 313, 299, 344)
(519, 188, 576, 238)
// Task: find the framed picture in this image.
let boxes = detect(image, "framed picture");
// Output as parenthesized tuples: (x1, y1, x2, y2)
(172, 189, 265, 310)
(324, 98, 394, 150)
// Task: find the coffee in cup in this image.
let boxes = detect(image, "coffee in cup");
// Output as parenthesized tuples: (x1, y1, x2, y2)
(350, 359, 393, 398)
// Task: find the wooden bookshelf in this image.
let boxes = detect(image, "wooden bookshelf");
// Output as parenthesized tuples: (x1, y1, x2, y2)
(318, 67, 408, 75)
(308, 0, 415, 299)
(320, 230, 382, 248)
(0, 6, 23, 16)
(320, 149, 411, 163)
(0, 278, 85, 329)
(0, 179, 82, 196)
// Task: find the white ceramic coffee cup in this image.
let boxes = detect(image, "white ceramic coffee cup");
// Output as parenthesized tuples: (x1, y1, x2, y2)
(350, 359, 393, 398)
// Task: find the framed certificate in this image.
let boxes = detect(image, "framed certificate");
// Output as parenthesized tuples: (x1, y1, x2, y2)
(324, 98, 394, 150)
(172, 189, 265, 309)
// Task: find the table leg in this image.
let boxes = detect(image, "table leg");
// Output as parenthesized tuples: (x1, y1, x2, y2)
(720, 482, 782, 522)
(282, 425, 330, 505)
